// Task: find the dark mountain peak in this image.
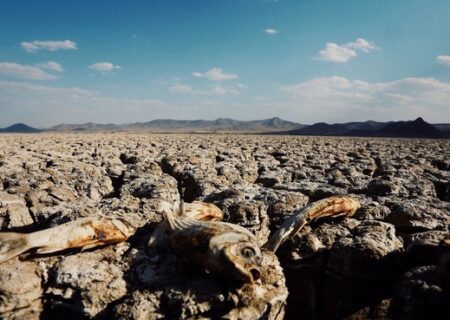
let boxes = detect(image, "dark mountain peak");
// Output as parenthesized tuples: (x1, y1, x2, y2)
(8, 123, 29, 129)
(380, 117, 442, 138)
(0, 123, 41, 133)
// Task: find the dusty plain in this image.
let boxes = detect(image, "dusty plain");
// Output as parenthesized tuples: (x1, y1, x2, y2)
(0, 133, 449, 319)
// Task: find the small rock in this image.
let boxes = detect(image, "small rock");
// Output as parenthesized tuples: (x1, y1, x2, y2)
(0, 261, 43, 319)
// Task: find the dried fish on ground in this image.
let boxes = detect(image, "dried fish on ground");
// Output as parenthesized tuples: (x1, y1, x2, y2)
(0, 194, 359, 285)
(0, 217, 131, 263)
(154, 200, 262, 283)
(264, 195, 360, 252)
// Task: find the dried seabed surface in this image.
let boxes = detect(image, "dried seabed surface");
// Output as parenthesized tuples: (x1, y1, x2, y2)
(0, 133, 448, 319)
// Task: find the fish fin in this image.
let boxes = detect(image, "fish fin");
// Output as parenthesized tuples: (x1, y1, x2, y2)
(35, 246, 62, 254)
(0, 232, 31, 264)
(80, 243, 99, 252)
(161, 201, 204, 232)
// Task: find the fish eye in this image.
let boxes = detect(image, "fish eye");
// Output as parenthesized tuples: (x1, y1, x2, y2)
(241, 246, 256, 258)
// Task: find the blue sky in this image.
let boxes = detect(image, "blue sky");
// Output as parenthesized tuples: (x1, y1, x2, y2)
(1, 0, 450, 127)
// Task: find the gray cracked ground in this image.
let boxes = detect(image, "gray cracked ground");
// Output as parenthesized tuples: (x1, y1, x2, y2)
(0, 133, 449, 320)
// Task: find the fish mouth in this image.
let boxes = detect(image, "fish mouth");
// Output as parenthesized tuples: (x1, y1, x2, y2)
(234, 264, 261, 283)
(249, 267, 261, 281)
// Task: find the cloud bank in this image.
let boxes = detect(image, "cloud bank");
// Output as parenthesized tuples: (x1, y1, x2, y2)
(0, 81, 168, 127)
(279, 76, 450, 122)
(0, 62, 57, 80)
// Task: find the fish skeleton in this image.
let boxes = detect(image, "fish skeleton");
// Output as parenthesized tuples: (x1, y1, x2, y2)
(0, 217, 131, 264)
(158, 201, 262, 283)
(151, 196, 359, 283)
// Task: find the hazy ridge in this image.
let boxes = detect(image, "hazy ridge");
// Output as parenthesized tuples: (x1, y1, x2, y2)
(1, 117, 449, 138)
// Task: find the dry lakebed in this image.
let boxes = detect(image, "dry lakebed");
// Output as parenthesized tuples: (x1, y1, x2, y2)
(0, 133, 449, 319)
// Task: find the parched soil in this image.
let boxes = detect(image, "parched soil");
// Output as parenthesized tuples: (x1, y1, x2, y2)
(0, 133, 449, 319)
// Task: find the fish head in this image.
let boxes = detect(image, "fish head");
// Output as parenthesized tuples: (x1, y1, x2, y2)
(110, 218, 132, 239)
(223, 240, 263, 283)
(91, 218, 131, 244)
(209, 232, 262, 283)
(346, 197, 360, 215)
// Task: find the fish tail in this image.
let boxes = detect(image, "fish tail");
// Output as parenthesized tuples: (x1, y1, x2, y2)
(159, 200, 177, 228)
(0, 232, 31, 264)
(178, 200, 185, 216)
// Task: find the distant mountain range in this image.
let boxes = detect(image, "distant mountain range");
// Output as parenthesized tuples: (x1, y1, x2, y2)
(0, 117, 449, 138)
(287, 120, 389, 136)
(286, 117, 448, 139)
(50, 122, 122, 131)
(48, 117, 303, 132)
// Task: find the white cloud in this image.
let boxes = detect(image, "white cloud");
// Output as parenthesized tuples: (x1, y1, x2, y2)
(169, 84, 192, 93)
(36, 61, 64, 72)
(88, 62, 121, 73)
(279, 76, 450, 122)
(192, 67, 238, 81)
(436, 55, 450, 67)
(316, 43, 357, 63)
(265, 28, 279, 34)
(21, 40, 77, 53)
(315, 38, 377, 63)
(346, 38, 377, 53)
(0, 62, 56, 80)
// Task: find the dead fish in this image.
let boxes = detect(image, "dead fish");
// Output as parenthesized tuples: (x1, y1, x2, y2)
(158, 201, 262, 283)
(264, 196, 360, 252)
(0, 217, 131, 264)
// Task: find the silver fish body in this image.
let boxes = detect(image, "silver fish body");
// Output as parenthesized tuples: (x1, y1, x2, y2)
(0, 217, 130, 264)
(161, 204, 262, 283)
